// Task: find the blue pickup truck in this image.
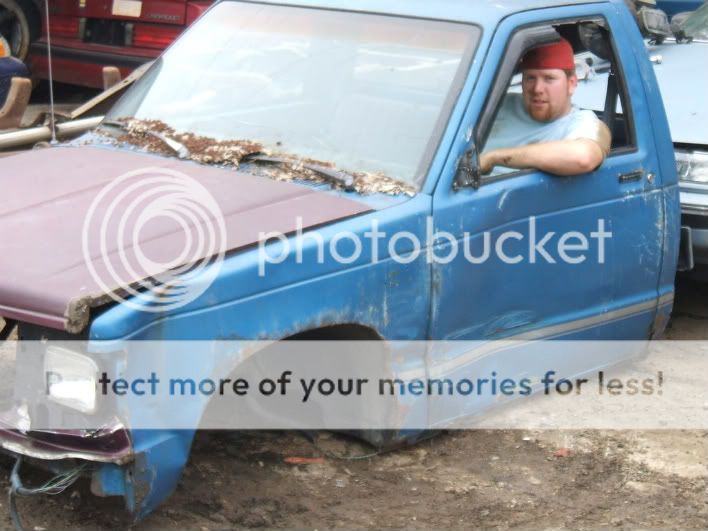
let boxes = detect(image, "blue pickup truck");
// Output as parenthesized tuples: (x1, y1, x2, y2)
(0, 0, 679, 521)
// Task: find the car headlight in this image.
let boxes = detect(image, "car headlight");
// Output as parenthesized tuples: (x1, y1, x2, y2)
(44, 346, 98, 413)
(676, 150, 708, 184)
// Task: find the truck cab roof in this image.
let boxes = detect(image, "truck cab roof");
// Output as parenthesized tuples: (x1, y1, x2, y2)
(232, 0, 616, 25)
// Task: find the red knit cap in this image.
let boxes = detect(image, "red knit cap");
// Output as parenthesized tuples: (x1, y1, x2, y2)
(521, 38, 575, 70)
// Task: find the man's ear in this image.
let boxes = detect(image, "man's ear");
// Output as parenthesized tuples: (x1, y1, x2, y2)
(567, 73, 578, 96)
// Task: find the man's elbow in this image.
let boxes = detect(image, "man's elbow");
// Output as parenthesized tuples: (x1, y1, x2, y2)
(555, 154, 600, 176)
(576, 155, 601, 174)
(574, 141, 605, 174)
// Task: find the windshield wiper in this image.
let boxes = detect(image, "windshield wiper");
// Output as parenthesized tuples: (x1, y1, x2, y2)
(99, 119, 191, 159)
(242, 153, 355, 191)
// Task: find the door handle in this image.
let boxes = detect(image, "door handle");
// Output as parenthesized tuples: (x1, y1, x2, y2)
(618, 170, 643, 183)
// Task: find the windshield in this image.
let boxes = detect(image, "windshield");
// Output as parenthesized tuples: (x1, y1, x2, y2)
(683, 2, 708, 39)
(107, 2, 479, 188)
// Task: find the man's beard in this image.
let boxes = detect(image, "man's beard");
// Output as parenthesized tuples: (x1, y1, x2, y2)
(526, 102, 556, 122)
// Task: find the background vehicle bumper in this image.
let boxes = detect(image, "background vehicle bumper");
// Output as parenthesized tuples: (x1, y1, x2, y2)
(28, 42, 156, 88)
(680, 188, 708, 266)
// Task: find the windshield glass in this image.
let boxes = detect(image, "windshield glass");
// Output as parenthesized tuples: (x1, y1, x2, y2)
(683, 2, 708, 39)
(107, 2, 479, 188)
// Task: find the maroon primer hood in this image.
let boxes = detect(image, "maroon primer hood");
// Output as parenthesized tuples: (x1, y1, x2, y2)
(0, 146, 372, 333)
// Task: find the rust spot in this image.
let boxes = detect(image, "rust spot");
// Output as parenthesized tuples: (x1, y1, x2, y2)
(101, 118, 417, 196)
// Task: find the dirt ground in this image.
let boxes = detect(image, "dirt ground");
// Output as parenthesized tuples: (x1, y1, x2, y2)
(0, 276, 706, 530)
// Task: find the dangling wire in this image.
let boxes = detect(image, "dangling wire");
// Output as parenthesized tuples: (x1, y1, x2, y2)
(8, 457, 89, 531)
(43, 0, 58, 144)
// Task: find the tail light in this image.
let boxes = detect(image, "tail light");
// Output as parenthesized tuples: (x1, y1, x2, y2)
(132, 24, 182, 49)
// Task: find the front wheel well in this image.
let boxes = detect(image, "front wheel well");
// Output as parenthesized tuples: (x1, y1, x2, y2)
(284, 324, 383, 341)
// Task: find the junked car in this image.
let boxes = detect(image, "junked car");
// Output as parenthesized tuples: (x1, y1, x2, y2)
(0, 0, 211, 88)
(574, 1, 708, 269)
(0, 0, 679, 521)
(660, 3, 708, 268)
(26, 0, 216, 88)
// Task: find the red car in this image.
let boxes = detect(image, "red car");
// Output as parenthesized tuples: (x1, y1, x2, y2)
(27, 0, 213, 88)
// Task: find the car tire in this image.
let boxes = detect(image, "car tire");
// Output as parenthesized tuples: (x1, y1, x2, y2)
(0, 0, 40, 61)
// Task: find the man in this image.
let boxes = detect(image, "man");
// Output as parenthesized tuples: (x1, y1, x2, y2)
(480, 38, 611, 176)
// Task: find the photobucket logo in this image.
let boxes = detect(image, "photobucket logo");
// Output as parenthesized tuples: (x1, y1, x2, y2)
(82, 167, 227, 312)
(258, 216, 612, 275)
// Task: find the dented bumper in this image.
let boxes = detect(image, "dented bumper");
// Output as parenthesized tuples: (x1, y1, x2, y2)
(0, 417, 132, 464)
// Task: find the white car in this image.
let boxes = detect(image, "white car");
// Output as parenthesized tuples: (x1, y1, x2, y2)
(574, 2, 708, 269)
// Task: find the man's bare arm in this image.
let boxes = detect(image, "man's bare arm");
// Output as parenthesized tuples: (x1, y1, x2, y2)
(480, 137, 607, 176)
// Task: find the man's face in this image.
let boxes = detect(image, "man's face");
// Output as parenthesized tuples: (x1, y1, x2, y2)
(521, 68, 577, 122)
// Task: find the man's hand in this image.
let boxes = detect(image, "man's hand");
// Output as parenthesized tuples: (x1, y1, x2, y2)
(480, 136, 609, 177)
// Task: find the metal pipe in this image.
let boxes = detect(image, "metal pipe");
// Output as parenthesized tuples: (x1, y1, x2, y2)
(0, 116, 103, 150)
(44, 0, 58, 144)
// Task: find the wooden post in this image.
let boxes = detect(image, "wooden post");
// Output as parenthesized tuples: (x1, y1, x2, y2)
(102, 66, 122, 90)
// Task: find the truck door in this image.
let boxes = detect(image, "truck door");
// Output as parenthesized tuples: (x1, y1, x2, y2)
(427, 5, 665, 420)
